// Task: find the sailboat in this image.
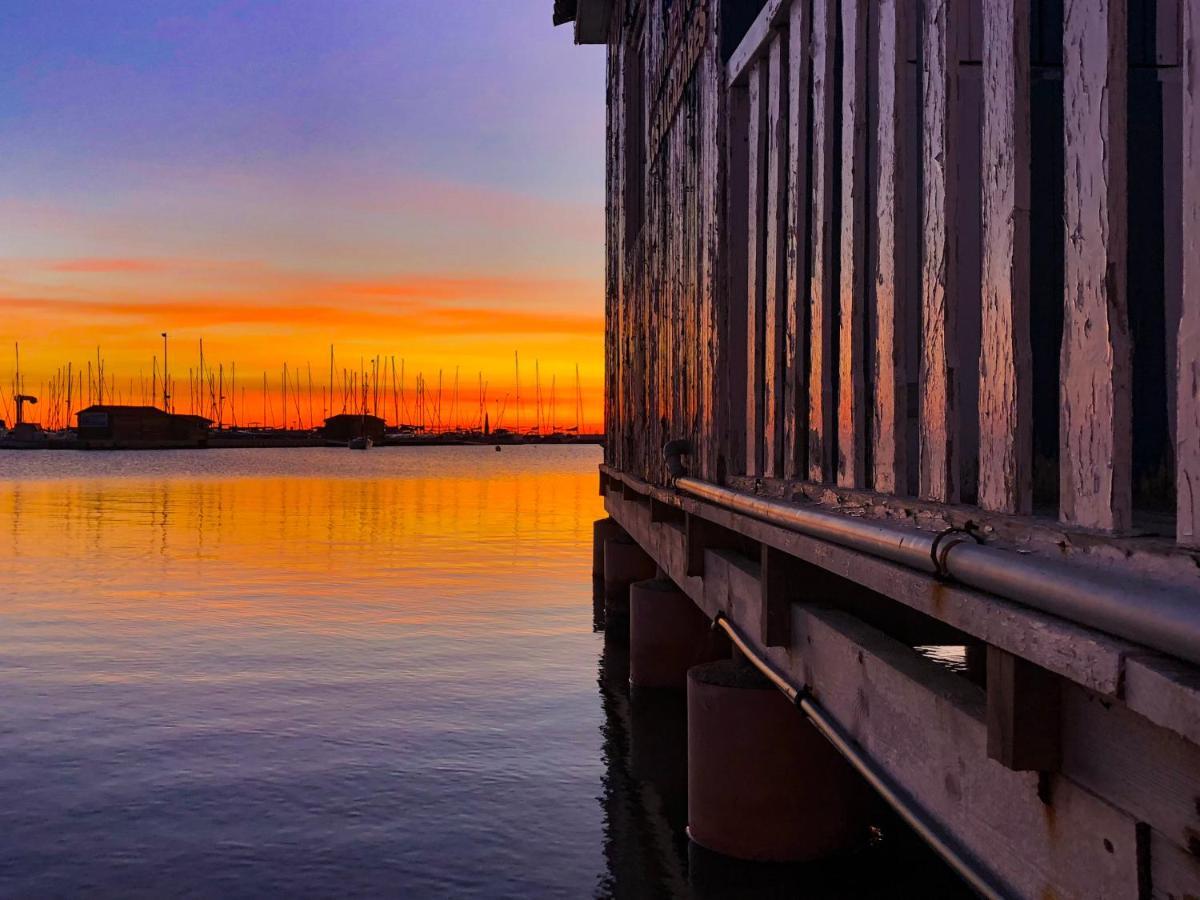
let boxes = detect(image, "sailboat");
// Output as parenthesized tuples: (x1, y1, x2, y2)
(349, 375, 372, 449)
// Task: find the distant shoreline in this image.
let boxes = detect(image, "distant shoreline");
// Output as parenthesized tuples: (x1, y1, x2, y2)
(0, 434, 605, 452)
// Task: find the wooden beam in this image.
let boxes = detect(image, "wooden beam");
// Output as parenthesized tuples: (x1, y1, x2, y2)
(1179, 0, 1200, 545)
(760, 543, 798, 646)
(746, 60, 769, 476)
(1060, 0, 1132, 531)
(764, 32, 789, 477)
(726, 0, 791, 85)
(919, 0, 963, 503)
(837, 0, 869, 488)
(871, 0, 912, 495)
(783, 0, 811, 479)
(978, 0, 1033, 514)
(987, 646, 1062, 771)
(808, 0, 838, 482)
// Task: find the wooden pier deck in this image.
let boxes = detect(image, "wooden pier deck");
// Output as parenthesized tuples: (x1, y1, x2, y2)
(558, 0, 1200, 894)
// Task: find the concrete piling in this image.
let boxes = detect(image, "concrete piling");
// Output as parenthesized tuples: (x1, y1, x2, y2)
(602, 538, 657, 624)
(686, 659, 871, 862)
(629, 578, 723, 689)
(592, 517, 627, 583)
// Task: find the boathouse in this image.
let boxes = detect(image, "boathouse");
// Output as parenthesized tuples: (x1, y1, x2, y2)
(75, 405, 211, 448)
(559, 0, 1200, 895)
(321, 413, 386, 443)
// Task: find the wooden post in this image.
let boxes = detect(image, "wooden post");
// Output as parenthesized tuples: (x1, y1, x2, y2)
(1060, 0, 1131, 532)
(920, 0, 963, 503)
(747, 60, 769, 477)
(764, 31, 789, 477)
(872, 0, 912, 496)
(978, 0, 1033, 515)
(986, 647, 1062, 771)
(838, 0, 869, 488)
(783, 0, 811, 479)
(808, 0, 838, 483)
(1179, 0, 1200, 545)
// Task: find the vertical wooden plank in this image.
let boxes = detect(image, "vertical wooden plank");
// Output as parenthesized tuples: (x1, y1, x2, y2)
(1061, 0, 1132, 531)
(920, 0, 962, 503)
(747, 60, 769, 476)
(725, 83, 750, 478)
(978, 0, 1033, 514)
(764, 32, 789, 477)
(838, 0, 869, 487)
(1179, 0, 1200, 544)
(873, 0, 911, 494)
(808, 0, 839, 482)
(784, 0, 812, 479)
(699, 4, 723, 483)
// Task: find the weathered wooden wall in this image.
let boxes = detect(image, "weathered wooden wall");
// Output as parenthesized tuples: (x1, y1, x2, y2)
(604, 0, 1195, 546)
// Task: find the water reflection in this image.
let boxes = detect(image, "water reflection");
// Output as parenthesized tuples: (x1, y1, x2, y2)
(1, 446, 970, 897)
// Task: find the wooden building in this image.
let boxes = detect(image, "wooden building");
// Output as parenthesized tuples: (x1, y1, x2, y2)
(75, 405, 211, 448)
(559, 0, 1200, 895)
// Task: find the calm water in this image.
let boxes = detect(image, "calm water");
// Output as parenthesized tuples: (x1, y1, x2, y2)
(0, 446, 963, 898)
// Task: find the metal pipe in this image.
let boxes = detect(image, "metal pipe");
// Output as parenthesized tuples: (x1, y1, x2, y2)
(712, 612, 1013, 900)
(665, 448, 1200, 665)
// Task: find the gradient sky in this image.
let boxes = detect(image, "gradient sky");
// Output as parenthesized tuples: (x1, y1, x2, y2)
(1, 0, 605, 429)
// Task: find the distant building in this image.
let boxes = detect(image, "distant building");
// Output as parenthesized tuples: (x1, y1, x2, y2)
(322, 414, 386, 442)
(76, 405, 211, 448)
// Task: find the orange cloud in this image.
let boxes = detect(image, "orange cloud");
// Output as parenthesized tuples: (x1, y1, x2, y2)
(48, 258, 170, 273)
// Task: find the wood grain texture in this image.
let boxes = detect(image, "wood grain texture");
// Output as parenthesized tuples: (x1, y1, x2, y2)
(808, 0, 838, 483)
(697, 3, 723, 481)
(724, 81, 750, 478)
(1179, 0, 1200, 544)
(763, 33, 789, 477)
(746, 60, 768, 476)
(783, 0, 811, 479)
(1061, 0, 1132, 531)
(919, 0, 962, 503)
(979, 0, 1033, 514)
(871, 0, 911, 495)
(837, 0, 868, 488)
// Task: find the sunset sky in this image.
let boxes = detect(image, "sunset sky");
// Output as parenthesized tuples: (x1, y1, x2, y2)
(0, 1, 605, 430)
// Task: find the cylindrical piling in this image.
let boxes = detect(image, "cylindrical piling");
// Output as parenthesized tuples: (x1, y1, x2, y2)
(687, 659, 871, 862)
(602, 538, 657, 623)
(629, 579, 719, 689)
(592, 517, 626, 582)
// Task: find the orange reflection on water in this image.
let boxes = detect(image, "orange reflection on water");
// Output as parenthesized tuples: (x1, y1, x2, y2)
(1, 445, 605, 631)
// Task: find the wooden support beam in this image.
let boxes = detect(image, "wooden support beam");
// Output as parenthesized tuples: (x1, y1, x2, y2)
(808, 0, 838, 483)
(919, 0, 963, 503)
(1060, 0, 1132, 532)
(987, 646, 1062, 771)
(1179, 0, 1200, 545)
(978, 0, 1033, 514)
(783, 0, 811, 479)
(760, 543, 797, 646)
(837, 0, 869, 488)
(763, 31, 789, 477)
(746, 59, 769, 476)
(871, 0, 912, 496)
